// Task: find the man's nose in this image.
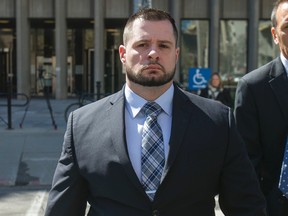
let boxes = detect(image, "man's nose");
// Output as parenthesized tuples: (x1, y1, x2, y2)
(147, 47, 159, 60)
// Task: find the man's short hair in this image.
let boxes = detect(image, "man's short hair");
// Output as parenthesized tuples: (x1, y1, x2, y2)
(123, 8, 178, 46)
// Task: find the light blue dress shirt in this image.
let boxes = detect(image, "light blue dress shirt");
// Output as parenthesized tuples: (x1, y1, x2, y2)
(124, 84, 173, 180)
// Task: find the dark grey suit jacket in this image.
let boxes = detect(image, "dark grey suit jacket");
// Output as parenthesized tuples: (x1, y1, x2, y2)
(45, 84, 266, 216)
(234, 57, 288, 216)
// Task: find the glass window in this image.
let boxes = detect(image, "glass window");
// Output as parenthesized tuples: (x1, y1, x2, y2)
(133, 0, 152, 12)
(258, 20, 278, 67)
(219, 20, 247, 86)
(66, 28, 94, 95)
(0, 23, 16, 93)
(180, 20, 209, 90)
(30, 28, 55, 95)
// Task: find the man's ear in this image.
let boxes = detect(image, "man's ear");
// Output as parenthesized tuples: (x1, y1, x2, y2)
(119, 45, 126, 64)
(271, 27, 279, 45)
(175, 47, 180, 63)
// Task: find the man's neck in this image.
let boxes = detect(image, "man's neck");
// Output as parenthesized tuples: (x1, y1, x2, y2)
(126, 81, 173, 101)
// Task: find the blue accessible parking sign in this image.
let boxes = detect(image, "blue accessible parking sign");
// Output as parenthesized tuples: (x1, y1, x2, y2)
(188, 68, 211, 91)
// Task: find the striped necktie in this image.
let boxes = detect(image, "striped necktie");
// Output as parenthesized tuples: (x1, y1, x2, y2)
(141, 102, 165, 201)
(279, 137, 288, 198)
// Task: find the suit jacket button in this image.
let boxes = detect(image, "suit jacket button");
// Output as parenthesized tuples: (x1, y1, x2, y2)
(152, 209, 160, 216)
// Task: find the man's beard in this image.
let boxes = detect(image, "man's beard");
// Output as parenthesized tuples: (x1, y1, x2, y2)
(126, 64, 175, 87)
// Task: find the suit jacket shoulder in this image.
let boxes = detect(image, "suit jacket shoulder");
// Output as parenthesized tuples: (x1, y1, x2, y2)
(173, 86, 231, 125)
(240, 57, 285, 85)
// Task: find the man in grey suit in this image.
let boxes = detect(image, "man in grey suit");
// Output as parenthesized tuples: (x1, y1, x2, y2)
(45, 8, 266, 216)
(234, 0, 288, 215)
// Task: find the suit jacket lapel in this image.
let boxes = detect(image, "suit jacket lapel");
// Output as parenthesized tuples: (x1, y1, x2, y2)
(161, 86, 193, 181)
(269, 58, 288, 124)
(107, 89, 147, 196)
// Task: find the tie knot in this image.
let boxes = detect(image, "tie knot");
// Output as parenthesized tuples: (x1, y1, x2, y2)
(142, 102, 162, 117)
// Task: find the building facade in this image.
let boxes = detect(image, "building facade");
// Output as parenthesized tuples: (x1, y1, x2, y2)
(0, 0, 277, 99)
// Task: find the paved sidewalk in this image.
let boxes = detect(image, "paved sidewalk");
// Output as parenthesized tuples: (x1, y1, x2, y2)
(0, 97, 76, 186)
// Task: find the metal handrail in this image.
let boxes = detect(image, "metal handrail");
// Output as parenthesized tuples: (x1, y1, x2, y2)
(0, 92, 30, 129)
(0, 93, 29, 107)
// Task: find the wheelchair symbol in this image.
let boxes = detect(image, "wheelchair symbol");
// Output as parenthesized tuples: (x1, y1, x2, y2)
(193, 69, 207, 85)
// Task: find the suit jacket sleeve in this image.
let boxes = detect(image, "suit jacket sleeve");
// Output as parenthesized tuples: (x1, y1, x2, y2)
(44, 112, 89, 216)
(218, 108, 266, 215)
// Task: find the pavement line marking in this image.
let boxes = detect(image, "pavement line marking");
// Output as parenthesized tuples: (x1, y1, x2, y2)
(25, 191, 47, 216)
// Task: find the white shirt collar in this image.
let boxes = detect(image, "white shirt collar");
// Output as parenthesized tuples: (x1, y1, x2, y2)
(124, 84, 174, 118)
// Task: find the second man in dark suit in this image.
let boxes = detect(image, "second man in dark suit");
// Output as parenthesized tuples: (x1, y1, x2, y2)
(234, 0, 288, 215)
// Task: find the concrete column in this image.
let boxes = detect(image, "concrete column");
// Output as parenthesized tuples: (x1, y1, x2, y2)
(209, 0, 220, 73)
(248, 0, 259, 72)
(16, 0, 30, 97)
(55, 0, 68, 99)
(94, 0, 105, 94)
(169, 0, 182, 83)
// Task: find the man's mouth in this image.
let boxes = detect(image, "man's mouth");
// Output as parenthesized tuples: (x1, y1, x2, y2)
(143, 64, 163, 71)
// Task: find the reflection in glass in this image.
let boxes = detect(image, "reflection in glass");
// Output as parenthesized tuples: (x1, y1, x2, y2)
(105, 28, 123, 93)
(219, 20, 247, 87)
(133, 0, 152, 13)
(30, 29, 55, 95)
(67, 29, 94, 94)
(30, 28, 95, 96)
(0, 29, 15, 93)
(180, 20, 209, 89)
(258, 20, 278, 67)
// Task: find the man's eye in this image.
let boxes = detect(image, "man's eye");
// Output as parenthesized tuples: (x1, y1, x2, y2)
(138, 43, 147, 47)
(160, 44, 169, 48)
